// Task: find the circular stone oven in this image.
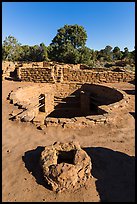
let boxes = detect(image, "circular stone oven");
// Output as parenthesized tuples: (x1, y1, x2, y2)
(40, 141, 92, 192)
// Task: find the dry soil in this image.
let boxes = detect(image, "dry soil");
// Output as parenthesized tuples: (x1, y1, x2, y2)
(2, 80, 135, 202)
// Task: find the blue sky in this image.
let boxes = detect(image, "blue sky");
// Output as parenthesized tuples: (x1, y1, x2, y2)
(2, 2, 135, 51)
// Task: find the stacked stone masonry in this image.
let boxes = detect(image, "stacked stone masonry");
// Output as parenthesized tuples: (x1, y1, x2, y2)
(18, 66, 134, 84)
(20, 67, 54, 83)
(8, 84, 55, 122)
(2, 61, 16, 80)
(62, 68, 135, 83)
(8, 82, 130, 128)
(2, 61, 135, 83)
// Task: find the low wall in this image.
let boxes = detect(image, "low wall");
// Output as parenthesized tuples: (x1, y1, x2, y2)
(54, 82, 82, 98)
(8, 82, 130, 128)
(3, 60, 134, 84)
(18, 66, 135, 84)
(62, 68, 135, 83)
(19, 67, 54, 83)
(2, 61, 16, 79)
(8, 84, 55, 121)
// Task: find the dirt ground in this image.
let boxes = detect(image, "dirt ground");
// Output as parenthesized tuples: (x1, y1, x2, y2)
(2, 80, 135, 202)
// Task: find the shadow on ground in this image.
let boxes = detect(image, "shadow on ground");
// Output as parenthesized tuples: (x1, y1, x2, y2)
(128, 80, 135, 85)
(129, 112, 135, 119)
(22, 146, 52, 190)
(5, 77, 21, 82)
(123, 89, 135, 95)
(83, 147, 135, 202)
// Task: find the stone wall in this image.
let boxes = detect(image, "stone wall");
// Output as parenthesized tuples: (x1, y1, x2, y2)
(62, 68, 135, 83)
(2, 60, 135, 83)
(44, 86, 129, 129)
(8, 84, 55, 122)
(18, 66, 135, 84)
(8, 82, 130, 128)
(19, 67, 54, 83)
(54, 83, 82, 98)
(2, 61, 16, 79)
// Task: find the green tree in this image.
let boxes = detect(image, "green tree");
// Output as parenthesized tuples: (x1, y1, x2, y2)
(49, 42, 80, 64)
(51, 24, 87, 49)
(122, 47, 129, 59)
(29, 45, 42, 61)
(78, 46, 92, 64)
(112, 46, 122, 60)
(103, 45, 113, 61)
(48, 24, 87, 63)
(63, 44, 80, 64)
(113, 46, 120, 53)
(40, 43, 49, 61)
(97, 49, 105, 61)
(2, 35, 22, 61)
(19, 43, 49, 62)
(130, 48, 135, 63)
(19, 45, 31, 61)
(97, 46, 113, 62)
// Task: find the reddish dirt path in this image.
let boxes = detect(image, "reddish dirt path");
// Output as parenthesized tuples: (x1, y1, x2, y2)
(2, 80, 135, 202)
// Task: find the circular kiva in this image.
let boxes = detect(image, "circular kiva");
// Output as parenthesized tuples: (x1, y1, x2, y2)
(40, 141, 92, 192)
(8, 83, 129, 126)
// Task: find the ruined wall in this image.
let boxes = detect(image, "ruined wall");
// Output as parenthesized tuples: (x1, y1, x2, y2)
(22, 62, 44, 67)
(62, 68, 135, 83)
(3, 60, 135, 83)
(18, 66, 135, 84)
(19, 67, 54, 83)
(8, 81, 130, 127)
(54, 83, 82, 98)
(2, 61, 16, 79)
(8, 84, 55, 121)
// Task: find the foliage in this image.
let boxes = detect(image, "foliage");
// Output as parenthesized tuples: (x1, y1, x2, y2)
(19, 45, 31, 61)
(2, 29, 135, 69)
(50, 24, 87, 49)
(48, 24, 88, 64)
(102, 45, 113, 61)
(78, 46, 92, 65)
(40, 43, 49, 61)
(2, 35, 22, 61)
(2, 35, 49, 62)
(112, 46, 122, 60)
